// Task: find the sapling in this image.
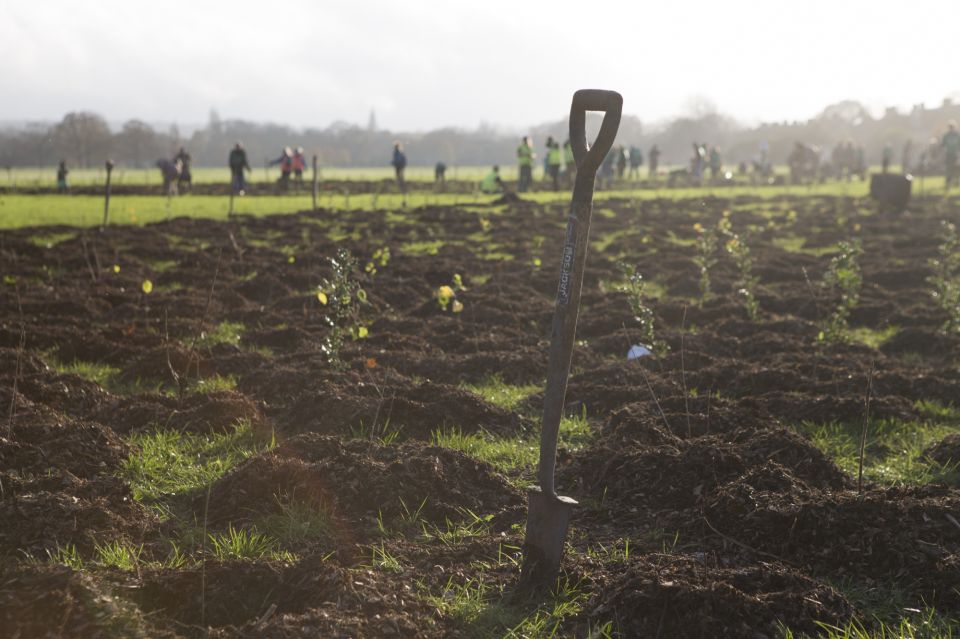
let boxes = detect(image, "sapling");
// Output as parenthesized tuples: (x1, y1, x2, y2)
(819, 240, 863, 343)
(317, 248, 369, 366)
(723, 231, 760, 321)
(927, 220, 960, 333)
(692, 222, 718, 306)
(617, 262, 667, 355)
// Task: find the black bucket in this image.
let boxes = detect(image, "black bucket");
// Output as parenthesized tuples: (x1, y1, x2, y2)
(869, 173, 912, 211)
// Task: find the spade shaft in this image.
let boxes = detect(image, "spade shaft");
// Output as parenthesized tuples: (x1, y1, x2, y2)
(521, 89, 622, 589)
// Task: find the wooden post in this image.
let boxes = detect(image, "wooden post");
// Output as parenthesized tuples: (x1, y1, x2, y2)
(312, 155, 318, 211)
(101, 160, 114, 230)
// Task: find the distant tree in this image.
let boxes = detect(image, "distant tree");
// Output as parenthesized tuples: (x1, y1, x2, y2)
(116, 119, 159, 168)
(367, 110, 378, 132)
(52, 112, 112, 168)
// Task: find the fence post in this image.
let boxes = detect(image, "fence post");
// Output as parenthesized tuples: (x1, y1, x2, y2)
(312, 155, 318, 211)
(101, 160, 114, 230)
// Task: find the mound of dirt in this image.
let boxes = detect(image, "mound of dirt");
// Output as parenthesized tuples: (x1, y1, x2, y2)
(0, 474, 156, 557)
(923, 433, 960, 467)
(2, 417, 129, 478)
(90, 390, 267, 435)
(700, 483, 960, 607)
(275, 380, 528, 439)
(582, 555, 854, 639)
(605, 395, 771, 442)
(0, 563, 167, 639)
(562, 426, 848, 516)
(200, 434, 523, 532)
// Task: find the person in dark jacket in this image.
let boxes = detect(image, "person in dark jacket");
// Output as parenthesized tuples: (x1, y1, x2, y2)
(392, 142, 407, 192)
(229, 142, 251, 195)
(174, 147, 192, 192)
(56, 160, 69, 192)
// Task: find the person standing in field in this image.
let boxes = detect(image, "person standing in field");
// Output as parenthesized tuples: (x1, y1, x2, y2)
(434, 161, 447, 190)
(269, 147, 294, 192)
(174, 147, 192, 192)
(229, 142, 251, 195)
(517, 136, 534, 192)
(709, 146, 722, 181)
(628, 145, 643, 180)
(156, 158, 182, 196)
(563, 139, 575, 185)
(615, 145, 627, 180)
(902, 139, 913, 174)
(56, 160, 69, 192)
(391, 142, 407, 193)
(881, 143, 893, 173)
(942, 121, 960, 189)
(291, 147, 307, 189)
(648, 144, 660, 178)
(546, 137, 562, 191)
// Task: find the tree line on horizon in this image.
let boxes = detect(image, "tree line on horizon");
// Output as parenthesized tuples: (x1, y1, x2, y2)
(2, 98, 959, 172)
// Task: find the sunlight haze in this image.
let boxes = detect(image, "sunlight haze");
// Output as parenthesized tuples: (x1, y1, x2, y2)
(3, 0, 957, 130)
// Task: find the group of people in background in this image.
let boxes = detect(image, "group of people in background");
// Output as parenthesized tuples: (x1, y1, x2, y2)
(50, 120, 960, 196)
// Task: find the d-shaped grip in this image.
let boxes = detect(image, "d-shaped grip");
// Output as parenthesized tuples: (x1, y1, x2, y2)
(569, 89, 623, 177)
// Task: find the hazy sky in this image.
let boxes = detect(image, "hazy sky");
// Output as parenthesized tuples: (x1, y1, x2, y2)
(3, 0, 957, 131)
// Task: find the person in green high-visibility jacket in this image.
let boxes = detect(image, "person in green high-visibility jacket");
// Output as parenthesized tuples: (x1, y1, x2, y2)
(563, 139, 576, 185)
(517, 136, 534, 192)
(546, 136, 562, 191)
(943, 121, 960, 189)
(480, 165, 505, 194)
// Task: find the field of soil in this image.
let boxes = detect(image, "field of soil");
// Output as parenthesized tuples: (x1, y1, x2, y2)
(2, 191, 959, 637)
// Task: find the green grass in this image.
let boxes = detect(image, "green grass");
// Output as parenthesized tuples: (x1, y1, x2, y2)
(795, 401, 960, 486)
(189, 374, 238, 393)
(782, 609, 960, 638)
(196, 321, 244, 348)
(773, 235, 843, 256)
(48, 356, 160, 395)
(426, 575, 607, 639)
(849, 325, 899, 349)
(122, 419, 274, 507)
(432, 413, 595, 477)
(207, 525, 294, 562)
(462, 376, 540, 412)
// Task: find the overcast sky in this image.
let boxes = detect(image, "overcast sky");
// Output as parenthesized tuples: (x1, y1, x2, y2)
(3, 0, 957, 131)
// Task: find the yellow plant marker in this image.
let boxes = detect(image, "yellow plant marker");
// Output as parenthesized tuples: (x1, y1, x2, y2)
(141, 280, 153, 294)
(113, 264, 120, 273)
(317, 291, 328, 305)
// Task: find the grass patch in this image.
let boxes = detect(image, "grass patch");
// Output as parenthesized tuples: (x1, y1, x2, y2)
(122, 419, 274, 507)
(197, 321, 244, 348)
(48, 356, 159, 395)
(257, 499, 333, 547)
(462, 376, 540, 412)
(796, 402, 960, 486)
(207, 525, 295, 562)
(401, 239, 445, 256)
(427, 575, 605, 639)
(773, 235, 840, 256)
(432, 413, 596, 477)
(189, 373, 237, 393)
(26, 231, 75, 248)
(849, 325, 899, 349)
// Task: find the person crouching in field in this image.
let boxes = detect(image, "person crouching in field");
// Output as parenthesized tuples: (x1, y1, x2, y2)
(480, 165, 505, 194)
(229, 142, 251, 195)
(156, 158, 182, 196)
(56, 160, 69, 192)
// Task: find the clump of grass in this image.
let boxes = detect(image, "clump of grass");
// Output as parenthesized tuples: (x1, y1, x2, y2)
(462, 376, 539, 412)
(427, 575, 595, 638)
(189, 373, 237, 393)
(46, 543, 84, 569)
(796, 403, 960, 486)
(123, 419, 274, 507)
(197, 321, 244, 348)
(257, 499, 333, 547)
(207, 525, 294, 561)
(94, 540, 144, 570)
(819, 240, 863, 343)
(47, 356, 159, 395)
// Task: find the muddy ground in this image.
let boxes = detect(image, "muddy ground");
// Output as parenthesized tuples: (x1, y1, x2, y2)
(1, 191, 959, 637)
